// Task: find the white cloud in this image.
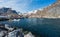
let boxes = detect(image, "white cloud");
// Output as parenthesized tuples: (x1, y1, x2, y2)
(0, 0, 4, 2)
(0, 0, 32, 13)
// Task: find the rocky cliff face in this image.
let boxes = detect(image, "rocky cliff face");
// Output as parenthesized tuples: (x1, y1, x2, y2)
(29, 0, 60, 18)
(44, 0, 60, 17)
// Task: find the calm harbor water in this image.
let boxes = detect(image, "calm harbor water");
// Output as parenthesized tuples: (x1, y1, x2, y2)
(0, 18, 60, 37)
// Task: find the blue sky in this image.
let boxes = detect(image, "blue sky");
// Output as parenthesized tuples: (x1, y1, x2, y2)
(0, 0, 57, 13)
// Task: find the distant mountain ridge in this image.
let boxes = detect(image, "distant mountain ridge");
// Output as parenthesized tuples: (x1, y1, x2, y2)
(0, 7, 18, 15)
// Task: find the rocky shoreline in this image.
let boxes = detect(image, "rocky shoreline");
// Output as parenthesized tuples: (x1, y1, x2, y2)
(0, 24, 36, 37)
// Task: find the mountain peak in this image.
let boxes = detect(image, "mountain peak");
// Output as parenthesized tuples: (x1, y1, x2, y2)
(0, 7, 18, 15)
